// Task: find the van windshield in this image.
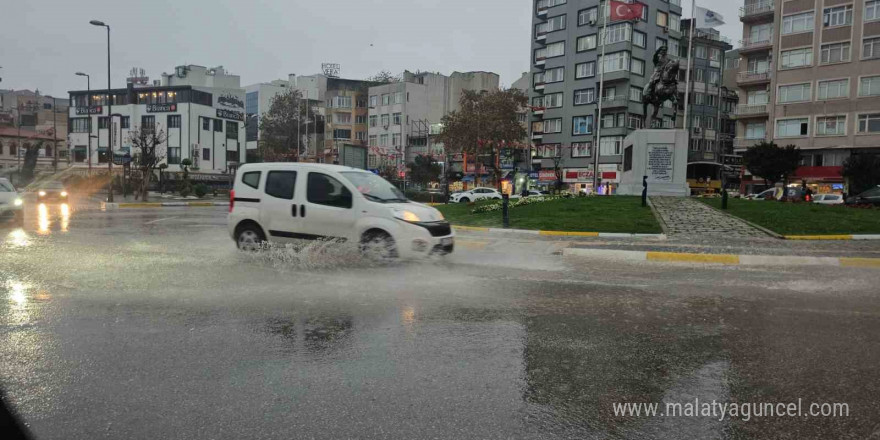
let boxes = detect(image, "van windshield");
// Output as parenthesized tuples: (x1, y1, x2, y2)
(339, 172, 408, 203)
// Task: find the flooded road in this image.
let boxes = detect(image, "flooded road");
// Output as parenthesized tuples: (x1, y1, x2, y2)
(1, 206, 879, 439)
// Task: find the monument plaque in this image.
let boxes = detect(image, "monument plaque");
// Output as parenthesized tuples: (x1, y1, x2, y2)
(646, 144, 674, 183)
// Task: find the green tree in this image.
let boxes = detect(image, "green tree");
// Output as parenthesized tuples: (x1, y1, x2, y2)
(258, 88, 310, 161)
(408, 154, 442, 187)
(435, 88, 528, 189)
(180, 158, 192, 181)
(842, 154, 880, 195)
(742, 141, 801, 188)
(19, 140, 43, 183)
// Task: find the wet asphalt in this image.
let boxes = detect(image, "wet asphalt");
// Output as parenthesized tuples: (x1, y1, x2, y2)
(1, 201, 880, 439)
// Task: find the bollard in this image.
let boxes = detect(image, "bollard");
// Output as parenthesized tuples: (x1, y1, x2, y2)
(502, 194, 510, 228)
(722, 190, 728, 210)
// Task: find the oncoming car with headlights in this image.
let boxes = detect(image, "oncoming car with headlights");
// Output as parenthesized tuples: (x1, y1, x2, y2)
(0, 177, 24, 226)
(227, 163, 454, 258)
(35, 181, 69, 201)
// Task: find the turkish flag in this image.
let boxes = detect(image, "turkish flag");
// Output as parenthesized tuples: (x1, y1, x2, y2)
(610, 1, 644, 21)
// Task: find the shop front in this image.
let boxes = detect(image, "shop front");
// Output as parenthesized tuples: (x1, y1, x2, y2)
(563, 168, 595, 194)
(597, 164, 620, 195)
(791, 166, 844, 194)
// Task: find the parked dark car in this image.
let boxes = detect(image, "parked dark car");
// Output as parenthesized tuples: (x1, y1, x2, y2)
(845, 186, 880, 207)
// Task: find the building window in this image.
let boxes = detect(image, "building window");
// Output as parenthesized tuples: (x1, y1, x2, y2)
(536, 14, 567, 34)
(573, 88, 595, 105)
(167, 147, 181, 165)
(378, 114, 388, 127)
(863, 37, 880, 59)
(818, 79, 849, 99)
(577, 34, 597, 52)
(578, 7, 598, 25)
(379, 134, 389, 146)
(392, 133, 401, 146)
(543, 67, 565, 83)
(778, 83, 812, 103)
(355, 115, 367, 124)
(858, 113, 880, 133)
(355, 131, 366, 141)
(214, 119, 223, 132)
(537, 0, 567, 8)
(631, 58, 645, 75)
(708, 71, 720, 85)
(71, 118, 90, 133)
(392, 112, 402, 125)
(543, 118, 562, 133)
(532, 121, 545, 133)
(97, 117, 110, 129)
(536, 41, 565, 60)
(695, 69, 705, 82)
(781, 48, 813, 68)
(571, 142, 591, 157)
(369, 115, 378, 127)
(868, 0, 880, 21)
(746, 122, 766, 139)
(783, 11, 815, 34)
(629, 86, 643, 102)
(708, 47, 721, 62)
(599, 136, 623, 155)
(381, 94, 390, 106)
(167, 115, 181, 129)
(120, 116, 130, 129)
(747, 57, 770, 73)
(333, 129, 351, 140)
(633, 30, 646, 48)
(820, 42, 851, 64)
(824, 5, 853, 27)
(599, 51, 630, 73)
(695, 45, 707, 59)
(627, 115, 643, 129)
(776, 118, 810, 137)
(859, 75, 880, 96)
(656, 10, 668, 27)
(334, 113, 351, 124)
(369, 95, 378, 107)
(142, 116, 156, 133)
(669, 13, 680, 32)
(655, 37, 667, 52)
(203, 148, 210, 161)
(226, 121, 238, 140)
(750, 23, 773, 43)
(394, 92, 404, 104)
(202, 118, 211, 130)
(575, 62, 595, 79)
(604, 22, 632, 44)
(572, 116, 593, 135)
(538, 144, 560, 158)
(816, 115, 846, 136)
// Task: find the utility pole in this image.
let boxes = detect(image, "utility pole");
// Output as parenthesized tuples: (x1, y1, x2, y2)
(90, 19, 113, 202)
(593, 4, 610, 193)
(76, 72, 91, 174)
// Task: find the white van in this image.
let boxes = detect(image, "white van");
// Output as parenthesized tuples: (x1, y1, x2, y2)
(227, 163, 454, 258)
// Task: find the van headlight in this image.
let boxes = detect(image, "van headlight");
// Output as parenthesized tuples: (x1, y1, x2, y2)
(393, 209, 421, 223)
(60, 191, 68, 197)
(38, 191, 46, 196)
(14, 198, 23, 206)
(434, 210, 444, 221)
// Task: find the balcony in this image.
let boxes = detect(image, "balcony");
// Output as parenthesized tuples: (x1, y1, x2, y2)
(734, 138, 767, 149)
(734, 103, 769, 118)
(536, 32, 547, 43)
(738, 36, 773, 53)
(600, 96, 629, 109)
(534, 57, 546, 68)
(736, 69, 772, 85)
(534, 82, 545, 92)
(536, 7, 548, 18)
(740, 1, 774, 22)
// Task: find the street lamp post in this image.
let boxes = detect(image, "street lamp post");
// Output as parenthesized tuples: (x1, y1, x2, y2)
(75, 72, 91, 175)
(90, 19, 113, 202)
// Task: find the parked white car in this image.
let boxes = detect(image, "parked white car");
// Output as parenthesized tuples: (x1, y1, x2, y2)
(812, 193, 844, 205)
(747, 188, 778, 200)
(228, 163, 453, 258)
(0, 178, 24, 226)
(449, 187, 502, 203)
(510, 189, 545, 199)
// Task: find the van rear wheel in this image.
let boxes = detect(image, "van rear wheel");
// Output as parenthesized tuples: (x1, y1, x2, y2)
(236, 223, 266, 251)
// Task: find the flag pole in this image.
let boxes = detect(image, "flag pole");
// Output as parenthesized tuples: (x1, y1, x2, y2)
(592, 2, 610, 193)
(683, 0, 696, 132)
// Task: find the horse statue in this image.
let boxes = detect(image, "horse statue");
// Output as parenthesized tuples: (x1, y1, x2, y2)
(642, 46, 680, 129)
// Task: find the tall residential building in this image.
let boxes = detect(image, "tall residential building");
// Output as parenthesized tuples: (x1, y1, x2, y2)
(365, 70, 500, 174)
(735, 0, 880, 194)
(530, 0, 683, 193)
(678, 20, 738, 192)
(67, 64, 246, 175)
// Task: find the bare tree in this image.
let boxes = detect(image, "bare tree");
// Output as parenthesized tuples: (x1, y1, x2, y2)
(18, 140, 44, 183)
(128, 124, 168, 202)
(366, 70, 401, 84)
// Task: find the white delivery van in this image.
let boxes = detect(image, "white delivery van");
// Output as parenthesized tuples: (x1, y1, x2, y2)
(227, 163, 454, 258)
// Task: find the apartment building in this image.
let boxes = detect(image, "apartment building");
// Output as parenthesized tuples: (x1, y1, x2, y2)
(530, 0, 683, 193)
(678, 20, 739, 192)
(244, 77, 323, 162)
(0, 90, 69, 172)
(735, 0, 880, 193)
(67, 65, 245, 175)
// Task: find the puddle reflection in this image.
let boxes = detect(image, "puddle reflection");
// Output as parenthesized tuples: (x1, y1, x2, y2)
(264, 314, 354, 355)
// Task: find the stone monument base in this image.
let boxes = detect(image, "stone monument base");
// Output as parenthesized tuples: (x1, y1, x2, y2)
(616, 129, 690, 197)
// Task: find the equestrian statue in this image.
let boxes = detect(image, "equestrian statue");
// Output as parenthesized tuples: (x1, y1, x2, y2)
(642, 46, 680, 129)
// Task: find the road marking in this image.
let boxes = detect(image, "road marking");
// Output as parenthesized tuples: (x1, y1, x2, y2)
(839, 258, 880, 268)
(646, 251, 739, 264)
(785, 235, 854, 240)
(454, 225, 490, 232)
(144, 217, 178, 225)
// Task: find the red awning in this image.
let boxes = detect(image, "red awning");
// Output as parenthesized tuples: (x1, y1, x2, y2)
(792, 166, 842, 180)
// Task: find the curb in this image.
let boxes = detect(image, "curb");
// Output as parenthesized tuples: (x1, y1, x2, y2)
(562, 247, 880, 268)
(784, 234, 880, 240)
(452, 225, 666, 239)
(102, 201, 227, 210)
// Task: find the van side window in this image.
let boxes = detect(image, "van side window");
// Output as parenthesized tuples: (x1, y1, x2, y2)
(307, 173, 352, 209)
(265, 171, 296, 200)
(241, 171, 261, 189)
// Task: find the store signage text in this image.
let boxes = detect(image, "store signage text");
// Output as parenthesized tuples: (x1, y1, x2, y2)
(75, 106, 103, 115)
(216, 109, 244, 121)
(147, 103, 177, 113)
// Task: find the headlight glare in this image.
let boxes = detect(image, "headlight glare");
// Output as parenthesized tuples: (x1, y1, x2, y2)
(394, 210, 421, 223)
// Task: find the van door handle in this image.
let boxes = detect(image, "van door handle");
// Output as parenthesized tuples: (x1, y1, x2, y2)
(300, 205, 306, 217)
(291, 204, 297, 217)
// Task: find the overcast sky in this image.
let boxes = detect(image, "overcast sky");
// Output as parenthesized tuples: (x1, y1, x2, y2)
(2, 0, 742, 98)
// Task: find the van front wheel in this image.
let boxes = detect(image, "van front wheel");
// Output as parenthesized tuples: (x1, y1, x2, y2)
(360, 230, 397, 260)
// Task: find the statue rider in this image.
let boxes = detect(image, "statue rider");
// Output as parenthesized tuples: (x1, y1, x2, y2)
(643, 45, 673, 99)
